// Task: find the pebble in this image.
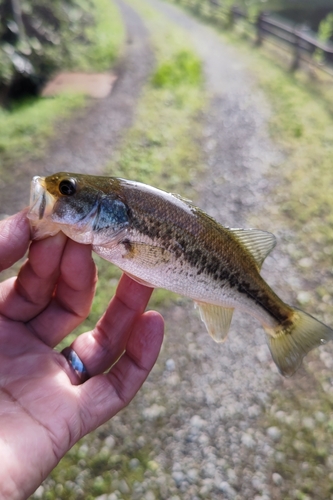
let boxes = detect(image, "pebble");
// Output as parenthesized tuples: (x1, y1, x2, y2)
(267, 426, 282, 442)
(144, 491, 156, 500)
(190, 414, 205, 429)
(241, 433, 256, 449)
(108, 494, 119, 500)
(142, 404, 166, 420)
(272, 472, 283, 486)
(166, 358, 176, 371)
(297, 291, 312, 305)
(172, 471, 185, 485)
(104, 435, 116, 450)
(129, 458, 140, 470)
(217, 481, 237, 498)
(33, 486, 44, 499)
(302, 417, 315, 430)
(186, 468, 199, 483)
(119, 479, 130, 494)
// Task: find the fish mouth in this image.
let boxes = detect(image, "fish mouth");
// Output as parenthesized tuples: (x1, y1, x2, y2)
(28, 176, 55, 221)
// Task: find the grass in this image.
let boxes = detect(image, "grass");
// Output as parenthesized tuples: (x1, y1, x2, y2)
(73, 0, 125, 71)
(0, 0, 125, 178)
(0, 93, 85, 175)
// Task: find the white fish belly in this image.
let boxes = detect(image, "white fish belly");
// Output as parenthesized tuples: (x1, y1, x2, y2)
(92, 239, 274, 328)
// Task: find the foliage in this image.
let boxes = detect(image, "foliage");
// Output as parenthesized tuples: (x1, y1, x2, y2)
(0, 0, 124, 179)
(314, 12, 333, 63)
(318, 12, 333, 42)
(152, 49, 202, 88)
(0, 0, 124, 96)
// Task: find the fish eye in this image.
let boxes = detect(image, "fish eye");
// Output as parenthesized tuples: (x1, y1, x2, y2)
(59, 178, 77, 196)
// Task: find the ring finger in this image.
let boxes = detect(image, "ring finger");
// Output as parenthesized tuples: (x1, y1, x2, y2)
(68, 274, 155, 376)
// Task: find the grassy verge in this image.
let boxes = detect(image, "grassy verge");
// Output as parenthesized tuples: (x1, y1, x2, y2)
(0, 0, 124, 178)
(72, 0, 125, 72)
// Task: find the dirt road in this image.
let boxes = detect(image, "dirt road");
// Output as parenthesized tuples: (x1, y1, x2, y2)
(22, 1, 329, 499)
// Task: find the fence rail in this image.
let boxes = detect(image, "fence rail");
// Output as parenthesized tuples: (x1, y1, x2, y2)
(255, 10, 333, 71)
(174, 0, 333, 75)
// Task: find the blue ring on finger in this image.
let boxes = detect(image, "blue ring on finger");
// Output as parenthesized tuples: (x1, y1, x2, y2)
(61, 347, 90, 383)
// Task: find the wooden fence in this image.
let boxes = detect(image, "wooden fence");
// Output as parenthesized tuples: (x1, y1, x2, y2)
(172, 0, 333, 75)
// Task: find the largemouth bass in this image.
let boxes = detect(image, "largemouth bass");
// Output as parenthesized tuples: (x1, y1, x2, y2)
(28, 172, 333, 376)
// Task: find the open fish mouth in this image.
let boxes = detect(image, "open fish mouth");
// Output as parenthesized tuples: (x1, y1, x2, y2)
(28, 176, 55, 221)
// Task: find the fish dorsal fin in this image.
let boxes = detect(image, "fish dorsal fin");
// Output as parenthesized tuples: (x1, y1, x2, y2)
(171, 193, 193, 204)
(230, 228, 276, 269)
(195, 302, 234, 343)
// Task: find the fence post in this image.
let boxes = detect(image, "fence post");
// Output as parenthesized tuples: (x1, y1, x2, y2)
(291, 29, 301, 71)
(230, 6, 237, 28)
(256, 11, 267, 46)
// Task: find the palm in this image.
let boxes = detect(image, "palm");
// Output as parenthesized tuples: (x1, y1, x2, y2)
(0, 212, 164, 499)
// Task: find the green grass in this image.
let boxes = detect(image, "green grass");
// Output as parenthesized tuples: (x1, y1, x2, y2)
(0, 93, 85, 175)
(74, 0, 125, 71)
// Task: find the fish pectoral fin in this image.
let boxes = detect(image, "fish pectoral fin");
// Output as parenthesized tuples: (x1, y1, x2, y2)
(195, 302, 234, 343)
(264, 308, 333, 377)
(230, 228, 276, 269)
(124, 271, 154, 288)
(121, 240, 172, 266)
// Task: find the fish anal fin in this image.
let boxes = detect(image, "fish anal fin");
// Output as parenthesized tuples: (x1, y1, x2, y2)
(195, 302, 234, 343)
(264, 308, 333, 377)
(230, 228, 276, 269)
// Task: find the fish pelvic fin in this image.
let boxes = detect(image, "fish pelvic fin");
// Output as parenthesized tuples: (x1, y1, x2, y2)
(264, 308, 333, 377)
(195, 302, 234, 343)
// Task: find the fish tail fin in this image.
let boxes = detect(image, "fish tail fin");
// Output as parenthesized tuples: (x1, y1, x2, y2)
(264, 308, 333, 377)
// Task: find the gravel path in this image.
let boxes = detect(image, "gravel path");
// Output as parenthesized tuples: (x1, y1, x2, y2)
(27, 1, 324, 499)
(0, 0, 154, 216)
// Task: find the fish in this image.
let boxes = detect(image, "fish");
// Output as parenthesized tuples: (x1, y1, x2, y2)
(27, 172, 333, 376)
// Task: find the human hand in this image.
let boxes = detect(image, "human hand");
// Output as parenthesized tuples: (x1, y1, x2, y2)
(0, 210, 164, 500)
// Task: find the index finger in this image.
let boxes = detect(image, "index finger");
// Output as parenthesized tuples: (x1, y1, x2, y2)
(0, 210, 30, 273)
